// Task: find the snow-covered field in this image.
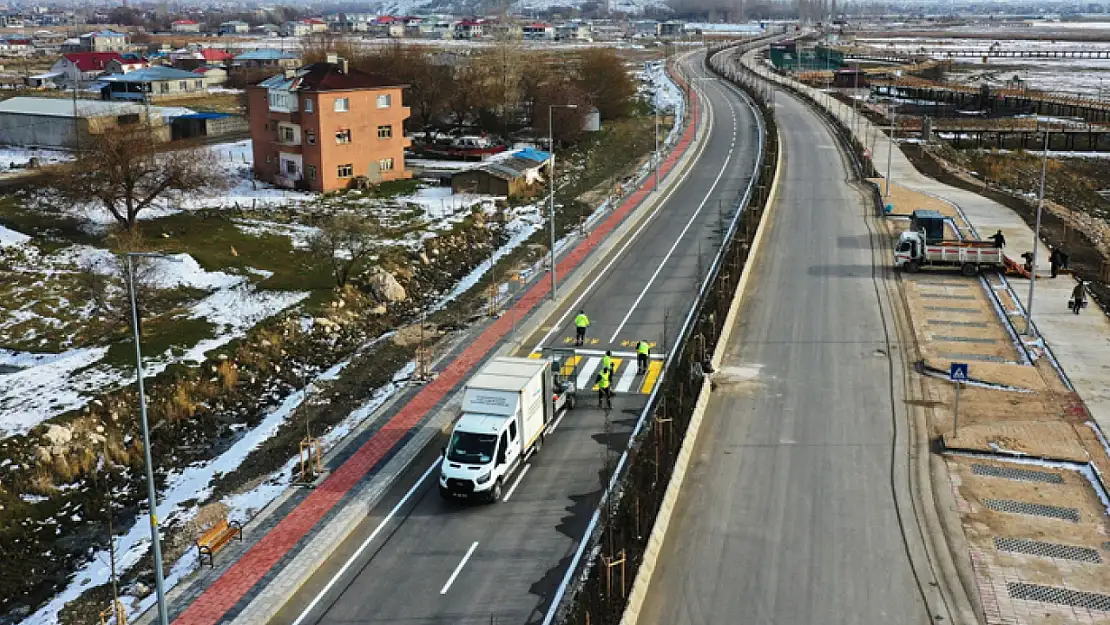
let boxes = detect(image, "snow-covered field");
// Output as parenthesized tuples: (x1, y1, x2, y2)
(0, 146, 73, 170)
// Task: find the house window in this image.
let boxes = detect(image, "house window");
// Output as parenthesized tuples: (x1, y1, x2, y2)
(160, 83, 169, 93)
(334, 97, 349, 112)
(306, 165, 317, 181)
(306, 131, 315, 145)
(279, 126, 295, 143)
(377, 125, 392, 139)
(335, 129, 351, 144)
(178, 81, 187, 90)
(304, 98, 313, 113)
(379, 157, 394, 171)
(376, 93, 391, 108)
(116, 113, 139, 125)
(337, 163, 353, 178)
(194, 79, 203, 89)
(265, 155, 272, 163)
(284, 159, 297, 175)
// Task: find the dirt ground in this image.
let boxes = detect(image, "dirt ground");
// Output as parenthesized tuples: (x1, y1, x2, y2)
(888, 181, 1110, 624)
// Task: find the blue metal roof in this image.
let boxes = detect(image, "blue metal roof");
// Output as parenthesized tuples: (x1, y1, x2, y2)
(514, 147, 550, 163)
(102, 66, 202, 83)
(235, 49, 299, 61)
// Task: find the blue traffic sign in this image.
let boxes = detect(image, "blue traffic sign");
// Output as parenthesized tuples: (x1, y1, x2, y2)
(949, 363, 969, 382)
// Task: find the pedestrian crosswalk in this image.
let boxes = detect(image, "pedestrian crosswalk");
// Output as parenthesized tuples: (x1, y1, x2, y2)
(528, 352, 663, 395)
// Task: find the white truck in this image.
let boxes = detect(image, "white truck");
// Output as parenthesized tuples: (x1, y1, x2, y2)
(894, 230, 1005, 275)
(439, 356, 572, 503)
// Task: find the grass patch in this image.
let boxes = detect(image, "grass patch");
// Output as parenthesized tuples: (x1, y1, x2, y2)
(0, 197, 100, 252)
(137, 212, 333, 293)
(101, 315, 216, 369)
(364, 178, 422, 199)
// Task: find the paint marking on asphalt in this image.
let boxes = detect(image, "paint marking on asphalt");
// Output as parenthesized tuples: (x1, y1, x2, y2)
(502, 464, 531, 502)
(440, 542, 480, 595)
(577, 357, 601, 390)
(641, 360, 664, 394)
(615, 361, 639, 393)
(607, 125, 739, 342)
(290, 460, 441, 625)
(528, 74, 716, 355)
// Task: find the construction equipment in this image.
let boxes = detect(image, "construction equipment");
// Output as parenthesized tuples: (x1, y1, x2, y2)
(894, 230, 1005, 275)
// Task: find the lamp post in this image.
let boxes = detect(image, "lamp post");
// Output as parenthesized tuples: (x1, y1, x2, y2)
(548, 103, 578, 301)
(1025, 124, 1051, 336)
(125, 251, 181, 625)
(884, 97, 898, 199)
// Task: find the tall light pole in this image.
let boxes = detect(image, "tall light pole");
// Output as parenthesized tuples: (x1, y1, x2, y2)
(125, 250, 181, 625)
(548, 103, 578, 301)
(1025, 124, 1051, 336)
(884, 96, 898, 199)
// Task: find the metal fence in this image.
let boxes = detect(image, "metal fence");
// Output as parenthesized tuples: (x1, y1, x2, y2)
(541, 38, 781, 625)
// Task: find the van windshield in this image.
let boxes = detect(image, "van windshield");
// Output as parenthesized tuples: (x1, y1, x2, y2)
(446, 431, 497, 464)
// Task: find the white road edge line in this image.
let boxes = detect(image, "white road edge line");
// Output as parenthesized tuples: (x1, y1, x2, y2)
(528, 61, 716, 355)
(607, 86, 739, 342)
(439, 541, 480, 595)
(290, 460, 441, 625)
(502, 464, 531, 502)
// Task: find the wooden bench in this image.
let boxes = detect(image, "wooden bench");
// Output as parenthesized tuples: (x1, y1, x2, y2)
(196, 519, 243, 567)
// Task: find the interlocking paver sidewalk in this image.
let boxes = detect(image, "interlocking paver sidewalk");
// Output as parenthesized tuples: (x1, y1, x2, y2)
(169, 70, 704, 625)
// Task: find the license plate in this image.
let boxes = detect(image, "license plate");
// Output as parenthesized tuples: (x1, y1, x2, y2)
(452, 492, 468, 498)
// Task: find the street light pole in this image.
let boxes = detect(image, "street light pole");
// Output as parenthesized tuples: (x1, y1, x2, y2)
(884, 98, 898, 199)
(125, 251, 180, 625)
(1025, 124, 1050, 336)
(548, 103, 577, 301)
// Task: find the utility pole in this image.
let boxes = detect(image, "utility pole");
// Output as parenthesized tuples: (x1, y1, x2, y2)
(884, 98, 897, 200)
(547, 103, 577, 301)
(1024, 124, 1050, 336)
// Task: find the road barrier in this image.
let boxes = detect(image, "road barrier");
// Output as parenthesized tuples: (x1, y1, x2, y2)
(541, 37, 781, 625)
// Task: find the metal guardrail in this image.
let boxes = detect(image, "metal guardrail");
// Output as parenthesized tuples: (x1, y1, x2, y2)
(540, 34, 779, 625)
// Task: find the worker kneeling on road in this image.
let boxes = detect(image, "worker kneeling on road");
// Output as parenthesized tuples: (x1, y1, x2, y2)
(635, 340, 650, 375)
(574, 310, 590, 346)
(597, 368, 612, 409)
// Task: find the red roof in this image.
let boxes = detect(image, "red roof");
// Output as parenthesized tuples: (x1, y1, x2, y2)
(527, 22, 550, 28)
(376, 15, 396, 23)
(173, 19, 198, 25)
(295, 62, 405, 92)
(458, 19, 482, 27)
(305, 18, 326, 24)
(62, 52, 123, 71)
(200, 48, 233, 61)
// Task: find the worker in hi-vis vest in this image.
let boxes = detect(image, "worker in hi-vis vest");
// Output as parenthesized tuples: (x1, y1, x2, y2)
(601, 350, 614, 376)
(574, 310, 590, 346)
(635, 340, 650, 375)
(597, 367, 612, 409)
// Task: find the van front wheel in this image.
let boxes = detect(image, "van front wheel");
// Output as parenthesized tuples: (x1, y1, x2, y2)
(489, 479, 503, 503)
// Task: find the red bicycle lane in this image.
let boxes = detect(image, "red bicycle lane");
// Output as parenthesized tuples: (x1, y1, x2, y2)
(173, 65, 701, 625)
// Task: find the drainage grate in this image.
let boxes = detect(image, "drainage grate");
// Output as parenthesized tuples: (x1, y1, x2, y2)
(925, 306, 979, 313)
(972, 463, 1065, 484)
(985, 499, 1080, 522)
(995, 537, 1101, 563)
(932, 335, 999, 344)
(919, 294, 978, 301)
(928, 320, 989, 328)
(938, 352, 1008, 363)
(1009, 582, 1110, 612)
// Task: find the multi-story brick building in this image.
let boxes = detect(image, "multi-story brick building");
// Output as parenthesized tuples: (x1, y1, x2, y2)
(248, 59, 411, 192)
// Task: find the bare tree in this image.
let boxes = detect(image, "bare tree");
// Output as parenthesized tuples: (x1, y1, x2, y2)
(47, 124, 227, 231)
(309, 214, 389, 288)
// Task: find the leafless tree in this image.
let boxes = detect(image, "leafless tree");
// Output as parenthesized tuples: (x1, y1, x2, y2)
(309, 214, 389, 288)
(46, 123, 228, 231)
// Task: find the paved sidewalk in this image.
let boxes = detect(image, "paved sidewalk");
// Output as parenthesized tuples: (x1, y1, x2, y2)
(165, 64, 706, 625)
(744, 55, 1110, 443)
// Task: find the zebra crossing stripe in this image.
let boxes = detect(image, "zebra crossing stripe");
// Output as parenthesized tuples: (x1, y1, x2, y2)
(615, 361, 639, 393)
(577, 357, 601, 390)
(641, 361, 663, 394)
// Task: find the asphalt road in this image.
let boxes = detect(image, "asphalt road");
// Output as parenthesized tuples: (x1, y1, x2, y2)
(268, 51, 763, 625)
(637, 89, 931, 624)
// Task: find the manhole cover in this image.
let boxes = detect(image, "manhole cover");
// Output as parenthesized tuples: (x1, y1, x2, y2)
(984, 499, 1080, 523)
(973, 463, 1065, 485)
(1009, 582, 1110, 612)
(995, 537, 1101, 563)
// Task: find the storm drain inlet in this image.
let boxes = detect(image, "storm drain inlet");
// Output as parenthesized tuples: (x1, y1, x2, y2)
(972, 463, 1065, 484)
(1009, 582, 1110, 612)
(984, 499, 1080, 523)
(995, 537, 1101, 563)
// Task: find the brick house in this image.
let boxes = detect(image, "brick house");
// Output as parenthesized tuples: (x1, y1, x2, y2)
(248, 59, 411, 192)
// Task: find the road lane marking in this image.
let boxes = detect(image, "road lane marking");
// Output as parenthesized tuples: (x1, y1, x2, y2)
(440, 542, 479, 595)
(607, 90, 743, 342)
(528, 352, 542, 359)
(641, 361, 664, 394)
(528, 72, 717, 355)
(615, 361, 640, 393)
(502, 464, 531, 502)
(577, 357, 601, 389)
(290, 460, 441, 625)
(559, 355, 581, 378)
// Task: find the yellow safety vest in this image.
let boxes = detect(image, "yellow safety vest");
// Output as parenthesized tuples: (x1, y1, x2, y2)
(575, 313, 589, 328)
(636, 341, 649, 355)
(597, 369, 610, 389)
(602, 355, 612, 371)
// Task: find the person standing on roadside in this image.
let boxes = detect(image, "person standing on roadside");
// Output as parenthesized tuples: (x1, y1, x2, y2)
(574, 310, 590, 346)
(1071, 280, 1088, 315)
(990, 230, 1006, 249)
(635, 340, 651, 375)
(1050, 246, 1062, 278)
